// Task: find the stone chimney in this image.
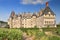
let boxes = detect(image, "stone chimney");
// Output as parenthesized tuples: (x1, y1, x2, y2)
(46, 2, 48, 7)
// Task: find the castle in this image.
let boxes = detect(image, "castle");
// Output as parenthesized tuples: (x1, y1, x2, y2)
(8, 2, 56, 28)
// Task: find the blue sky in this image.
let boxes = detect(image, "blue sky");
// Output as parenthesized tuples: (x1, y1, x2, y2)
(0, 0, 60, 24)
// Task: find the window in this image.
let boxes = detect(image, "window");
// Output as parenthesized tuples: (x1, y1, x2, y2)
(45, 21, 46, 23)
(45, 21, 48, 24)
(47, 21, 48, 24)
(49, 14, 50, 16)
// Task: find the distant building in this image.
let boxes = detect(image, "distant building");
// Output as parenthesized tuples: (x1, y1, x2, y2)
(8, 2, 56, 28)
(0, 21, 7, 28)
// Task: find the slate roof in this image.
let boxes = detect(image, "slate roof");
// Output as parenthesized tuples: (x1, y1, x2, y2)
(18, 14, 22, 17)
(41, 6, 55, 16)
(10, 11, 15, 18)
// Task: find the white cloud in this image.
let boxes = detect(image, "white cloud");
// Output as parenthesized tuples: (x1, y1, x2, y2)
(21, 0, 50, 4)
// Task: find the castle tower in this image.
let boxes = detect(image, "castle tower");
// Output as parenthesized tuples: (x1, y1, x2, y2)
(42, 2, 56, 27)
(8, 11, 15, 28)
(10, 11, 15, 17)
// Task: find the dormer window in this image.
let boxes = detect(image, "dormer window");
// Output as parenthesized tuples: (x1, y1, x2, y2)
(48, 12, 51, 16)
(48, 12, 51, 14)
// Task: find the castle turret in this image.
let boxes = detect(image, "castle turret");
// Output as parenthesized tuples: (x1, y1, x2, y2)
(42, 2, 56, 27)
(8, 11, 15, 28)
(10, 11, 15, 18)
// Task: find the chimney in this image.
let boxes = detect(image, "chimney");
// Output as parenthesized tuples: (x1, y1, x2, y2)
(46, 2, 48, 7)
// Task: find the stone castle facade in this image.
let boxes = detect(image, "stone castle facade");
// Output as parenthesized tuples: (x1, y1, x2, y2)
(8, 2, 56, 28)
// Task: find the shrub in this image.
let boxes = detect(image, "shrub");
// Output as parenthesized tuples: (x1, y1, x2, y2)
(49, 36, 60, 40)
(0, 28, 23, 40)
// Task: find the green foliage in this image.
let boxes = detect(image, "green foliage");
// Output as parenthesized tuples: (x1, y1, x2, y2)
(47, 25, 50, 28)
(0, 28, 60, 40)
(40, 36, 49, 40)
(23, 28, 45, 40)
(0, 21, 7, 24)
(34, 26, 37, 28)
(57, 24, 60, 28)
(4, 25, 10, 28)
(0, 28, 23, 40)
(40, 36, 60, 40)
(49, 36, 60, 40)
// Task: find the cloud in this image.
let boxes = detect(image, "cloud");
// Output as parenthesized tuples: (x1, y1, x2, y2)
(21, 0, 50, 4)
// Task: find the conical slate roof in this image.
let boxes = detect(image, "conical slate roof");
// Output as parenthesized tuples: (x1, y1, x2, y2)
(10, 11, 15, 17)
